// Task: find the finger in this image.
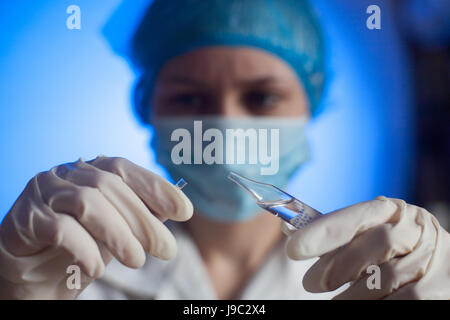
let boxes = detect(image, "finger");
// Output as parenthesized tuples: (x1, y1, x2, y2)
(33, 211, 106, 279)
(332, 250, 431, 300)
(384, 217, 450, 300)
(87, 156, 193, 222)
(329, 210, 436, 299)
(331, 258, 402, 300)
(38, 170, 146, 269)
(302, 221, 421, 292)
(286, 197, 403, 260)
(280, 220, 297, 237)
(53, 160, 178, 260)
(382, 282, 422, 300)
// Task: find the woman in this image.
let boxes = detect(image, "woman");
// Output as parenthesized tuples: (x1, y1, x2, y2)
(0, 0, 449, 300)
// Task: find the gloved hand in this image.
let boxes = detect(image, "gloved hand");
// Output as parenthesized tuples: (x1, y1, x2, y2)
(282, 196, 450, 299)
(0, 156, 193, 299)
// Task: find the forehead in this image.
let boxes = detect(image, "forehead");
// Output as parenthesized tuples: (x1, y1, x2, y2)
(157, 46, 300, 84)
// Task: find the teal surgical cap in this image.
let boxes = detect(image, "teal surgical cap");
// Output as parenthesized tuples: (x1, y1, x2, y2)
(120, 0, 326, 124)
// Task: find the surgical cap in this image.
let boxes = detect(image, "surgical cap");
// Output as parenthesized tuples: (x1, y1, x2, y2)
(130, 0, 325, 124)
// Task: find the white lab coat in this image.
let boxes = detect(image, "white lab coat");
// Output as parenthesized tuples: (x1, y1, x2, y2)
(78, 222, 343, 300)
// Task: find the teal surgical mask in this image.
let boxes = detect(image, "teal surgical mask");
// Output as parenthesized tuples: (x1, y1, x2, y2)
(151, 116, 310, 222)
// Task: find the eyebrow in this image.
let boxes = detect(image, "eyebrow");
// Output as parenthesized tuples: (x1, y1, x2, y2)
(160, 75, 286, 87)
(159, 76, 207, 86)
(238, 76, 285, 86)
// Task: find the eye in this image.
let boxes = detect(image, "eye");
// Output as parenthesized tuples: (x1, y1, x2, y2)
(243, 91, 281, 109)
(170, 93, 206, 109)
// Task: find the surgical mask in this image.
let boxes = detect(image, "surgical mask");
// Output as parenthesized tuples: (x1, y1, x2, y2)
(151, 116, 310, 222)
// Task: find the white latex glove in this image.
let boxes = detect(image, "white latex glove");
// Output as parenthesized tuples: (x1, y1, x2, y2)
(282, 196, 450, 299)
(0, 156, 193, 299)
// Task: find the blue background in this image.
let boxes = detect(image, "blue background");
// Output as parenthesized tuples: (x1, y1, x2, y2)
(0, 0, 414, 222)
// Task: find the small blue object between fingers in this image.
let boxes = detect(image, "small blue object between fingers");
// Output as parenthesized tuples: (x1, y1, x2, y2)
(175, 178, 187, 190)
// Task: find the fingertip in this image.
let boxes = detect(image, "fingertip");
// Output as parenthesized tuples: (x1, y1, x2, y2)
(155, 235, 177, 261)
(77, 256, 105, 279)
(280, 220, 297, 237)
(285, 234, 307, 260)
(121, 242, 147, 269)
(145, 225, 178, 261)
(301, 259, 333, 293)
(302, 272, 324, 293)
(285, 221, 328, 260)
(171, 186, 194, 222)
(158, 245, 177, 261)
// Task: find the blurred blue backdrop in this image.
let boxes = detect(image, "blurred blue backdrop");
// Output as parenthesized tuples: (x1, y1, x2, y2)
(0, 0, 414, 222)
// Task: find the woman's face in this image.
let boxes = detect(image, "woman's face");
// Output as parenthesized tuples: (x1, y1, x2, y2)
(151, 47, 309, 117)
